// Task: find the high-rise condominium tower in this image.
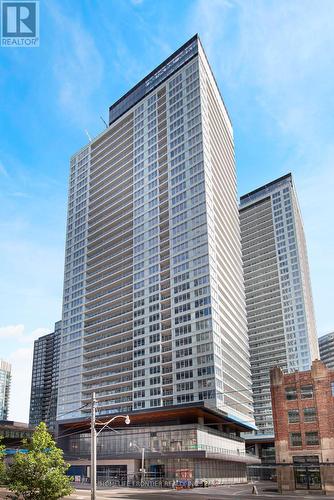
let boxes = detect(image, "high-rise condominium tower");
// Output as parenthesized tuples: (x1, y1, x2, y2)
(319, 332, 334, 369)
(0, 360, 11, 420)
(29, 321, 61, 431)
(57, 35, 253, 427)
(240, 174, 318, 434)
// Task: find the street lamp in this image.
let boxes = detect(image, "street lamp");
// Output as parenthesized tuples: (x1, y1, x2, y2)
(91, 392, 130, 500)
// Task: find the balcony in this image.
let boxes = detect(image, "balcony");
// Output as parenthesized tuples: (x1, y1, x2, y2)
(83, 363, 132, 384)
(84, 320, 133, 341)
(86, 271, 133, 296)
(84, 336, 132, 355)
(85, 292, 133, 318)
(84, 344, 133, 364)
(85, 282, 132, 309)
(83, 351, 132, 371)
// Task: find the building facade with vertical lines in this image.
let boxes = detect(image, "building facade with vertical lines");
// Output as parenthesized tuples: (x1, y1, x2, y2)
(56, 35, 258, 483)
(58, 34, 254, 425)
(240, 174, 318, 435)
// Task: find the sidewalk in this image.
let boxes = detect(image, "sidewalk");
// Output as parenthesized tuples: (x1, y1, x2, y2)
(64, 482, 334, 499)
(2, 482, 334, 499)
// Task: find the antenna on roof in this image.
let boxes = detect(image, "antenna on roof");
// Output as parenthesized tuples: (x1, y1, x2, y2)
(85, 129, 92, 142)
(100, 116, 108, 129)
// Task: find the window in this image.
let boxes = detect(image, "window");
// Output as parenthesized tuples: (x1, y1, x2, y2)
(288, 409, 299, 423)
(176, 381, 193, 392)
(176, 370, 193, 380)
(150, 376, 160, 385)
(285, 386, 297, 400)
(176, 359, 192, 369)
(305, 431, 319, 445)
(301, 385, 313, 399)
(303, 407, 317, 423)
(331, 381, 334, 396)
(290, 432, 302, 447)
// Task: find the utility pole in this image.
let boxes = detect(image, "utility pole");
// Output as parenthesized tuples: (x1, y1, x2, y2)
(90, 393, 130, 498)
(141, 447, 145, 486)
(91, 392, 97, 500)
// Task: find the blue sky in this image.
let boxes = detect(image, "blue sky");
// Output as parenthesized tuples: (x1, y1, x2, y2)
(1, 0, 333, 421)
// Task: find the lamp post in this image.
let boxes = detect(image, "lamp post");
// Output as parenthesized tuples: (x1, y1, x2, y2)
(141, 446, 145, 486)
(130, 442, 145, 486)
(91, 393, 97, 500)
(91, 392, 130, 500)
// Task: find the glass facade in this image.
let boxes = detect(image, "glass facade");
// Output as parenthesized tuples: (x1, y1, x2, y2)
(108, 36, 198, 126)
(29, 321, 61, 431)
(66, 424, 244, 458)
(69, 458, 246, 484)
(57, 148, 90, 419)
(319, 332, 334, 369)
(63, 422, 250, 483)
(57, 36, 254, 428)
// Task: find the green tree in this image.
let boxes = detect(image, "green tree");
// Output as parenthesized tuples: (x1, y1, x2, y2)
(0, 435, 6, 484)
(6, 422, 73, 500)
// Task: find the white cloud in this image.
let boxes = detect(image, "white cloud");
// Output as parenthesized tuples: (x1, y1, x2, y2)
(0, 323, 50, 346)
(47, 3, 104, 126)
(0, 324, 24, 339)
(20, 327, 50, 344)
(1, 325, 51, 422)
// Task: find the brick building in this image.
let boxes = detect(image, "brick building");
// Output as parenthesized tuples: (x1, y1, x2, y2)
(270, 360, 334, 494)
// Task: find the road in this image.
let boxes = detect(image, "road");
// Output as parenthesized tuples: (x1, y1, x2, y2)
(64, 482, 331, 500)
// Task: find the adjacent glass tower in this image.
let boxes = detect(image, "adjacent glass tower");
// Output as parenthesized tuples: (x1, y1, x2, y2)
(57, 35, 254, 426)
(0, 360, 11, 420)
(29, 321, 61, 431)
(240, 174, 318, 435)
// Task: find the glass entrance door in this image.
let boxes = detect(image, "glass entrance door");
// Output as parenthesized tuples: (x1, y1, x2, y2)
(294, 466, 322, 490)
(294, 467, 308, 490)
(308, 467, 321, 490)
